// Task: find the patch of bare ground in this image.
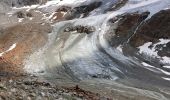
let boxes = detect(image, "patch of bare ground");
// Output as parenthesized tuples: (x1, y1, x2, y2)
(0, 23, 52, 79)
(0, 75, 110, 100)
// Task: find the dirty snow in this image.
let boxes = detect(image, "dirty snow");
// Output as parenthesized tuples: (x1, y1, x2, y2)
(162, 77, 170, 81)
(141, 62, 170, 75)
(161, 56, 170, 64)
(163, 66, 170, 69)
(142, 62, 155, 68)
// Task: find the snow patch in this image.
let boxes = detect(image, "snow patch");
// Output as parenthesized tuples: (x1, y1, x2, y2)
(142, 62, 155, 68)
(162, 77, 170, 81)
(160, 69, 170, 76)
(0, 43, 17, 57)
(161, 56, 170, 64)
(7, 43, 17, 52)
(116, 45, 123, 53)
(13, 5, 39, 11)
(0, 52, 5, 57)
(141, 62, 170, 75)
(138, 39, 170, 58)
(18, 18, 24, 22)
(163, 66, 170, 69)
(138, 42, 158, 56)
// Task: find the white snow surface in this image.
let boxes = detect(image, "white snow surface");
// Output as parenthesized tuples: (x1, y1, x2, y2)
(162, 77, 170, 81)
(138, 39, 170, 64)
(142, 62, 154, 68)
(138, 42, 158, 56)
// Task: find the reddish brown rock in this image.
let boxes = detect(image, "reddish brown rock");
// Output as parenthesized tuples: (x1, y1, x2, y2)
(0, 23, 52, 78)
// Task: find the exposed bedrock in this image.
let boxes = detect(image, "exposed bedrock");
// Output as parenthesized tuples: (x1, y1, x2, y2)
(129, 9, 170, 57)
(0, 23, 52, 78)
(50, 0, 128, 21)
(105, 12, 149, 47)
(68, 1, 102, 19)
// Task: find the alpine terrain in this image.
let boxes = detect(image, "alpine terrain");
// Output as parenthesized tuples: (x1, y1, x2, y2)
(0, 0, 170, 99)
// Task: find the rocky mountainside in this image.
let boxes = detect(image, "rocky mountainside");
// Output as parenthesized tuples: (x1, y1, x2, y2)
(1, 0, 170, 100)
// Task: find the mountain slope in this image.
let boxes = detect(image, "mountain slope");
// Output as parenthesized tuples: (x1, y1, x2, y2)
(1, 0, 170, 99)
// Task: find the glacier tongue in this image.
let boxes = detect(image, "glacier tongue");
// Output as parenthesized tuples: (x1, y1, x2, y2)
(0, 0, 169, 99)
(21, 0, 170, 81)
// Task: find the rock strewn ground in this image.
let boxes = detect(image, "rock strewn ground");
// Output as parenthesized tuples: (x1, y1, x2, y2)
(0, 75, 110, 100)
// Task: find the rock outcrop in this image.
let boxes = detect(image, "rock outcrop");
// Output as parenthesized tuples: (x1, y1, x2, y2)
(64, 25, 96, 34)
(129, 9, 170, 57)
(105, 12, 149, 47)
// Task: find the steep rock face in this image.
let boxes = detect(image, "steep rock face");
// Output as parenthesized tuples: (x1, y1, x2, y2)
(105, 12, 149, 47)
(67, 1, 102, 19)
(129, 9, 170, 57)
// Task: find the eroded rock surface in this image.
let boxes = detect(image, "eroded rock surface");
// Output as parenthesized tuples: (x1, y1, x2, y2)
(0, 23, 51, 78)
(129, 9, 170, 57)
(105, 12, 149, 47)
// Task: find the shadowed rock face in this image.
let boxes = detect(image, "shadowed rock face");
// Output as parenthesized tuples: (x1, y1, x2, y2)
(105, 12, 149, 47)
(65, 1, 102, 20)
(129, 9, 170, 57)
(64, 25, 96, 34)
